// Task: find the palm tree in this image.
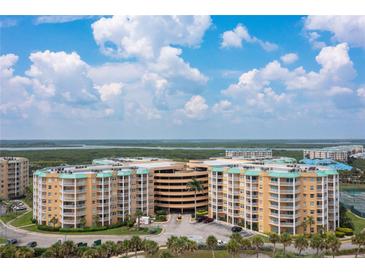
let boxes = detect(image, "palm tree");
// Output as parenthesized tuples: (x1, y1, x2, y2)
(99, 241, 117, 258)
(117, 240, 131, 257)
(49, 216, 58, 229)
(82, 248, 99, 258)
(79, 216, 86, 228)
(352, 231, 365, 258)
(160, 250, 173, 258)
(226, 239, 240, 257)
(302, 218, 309, 235)
(60, 241, 78, 258)
(306, 216, 315, 236)
(280, 232, 292, 256)
(0, 245, 17, 258)
(206, 235, 218, 258)
(294, 234, 308, 256)
(143, 240, 159, 257)
(251, 236, 264, 258)
(92, 214, 100, 227)
(15, 247, 34, 258)
(135, 210, 143, 230)
(240, 238, 252, 250)
(326, 233, 341, 258)
(230, 232, 243, 243)
(130, 235, 142, 257)
(187, 178, 204, 219)
(269, 232, 280, 255)
(310, 234, 325, 256)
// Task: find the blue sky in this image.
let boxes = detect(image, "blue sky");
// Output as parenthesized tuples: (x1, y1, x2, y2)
(1, 15, 365, 139)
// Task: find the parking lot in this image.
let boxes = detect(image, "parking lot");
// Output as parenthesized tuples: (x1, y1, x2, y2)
(0, 213, 255, 247)
(156, 214, 254, 244)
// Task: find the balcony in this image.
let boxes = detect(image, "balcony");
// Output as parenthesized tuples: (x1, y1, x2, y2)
(61, 194, 86, 201)
(61, 204, 86, 210)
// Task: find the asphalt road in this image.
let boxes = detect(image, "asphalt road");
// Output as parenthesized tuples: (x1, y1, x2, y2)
(0, 214, 246, 248)
(0, 213, 359, 254)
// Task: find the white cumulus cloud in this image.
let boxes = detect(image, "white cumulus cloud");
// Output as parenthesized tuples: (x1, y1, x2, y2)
(221, 24, 278, 52)
(92, 15, 212, 60)
(304, 16, 365, 49)
(280, 53, 298, 64)
(184, 95, 208, 119)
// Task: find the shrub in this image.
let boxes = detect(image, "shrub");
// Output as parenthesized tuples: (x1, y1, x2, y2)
(37, 225, 59, 232)
(335, 231, 345, 238)
(155, 209, 167, 216)
(148, 227, 160, 234)
(31, 219, 37, 224)
(336, 227, 353, 236)
(155, 215, 167, 222)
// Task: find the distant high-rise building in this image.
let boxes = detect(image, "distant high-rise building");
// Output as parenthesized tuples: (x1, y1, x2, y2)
(0, 157, 29, 199)
(303, 145, 364, 162)
(225, 148, 272, 159)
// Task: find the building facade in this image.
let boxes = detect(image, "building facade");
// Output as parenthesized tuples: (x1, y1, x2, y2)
(33, 157, 340, 234)
(32, 158, 209, 228)
(205, 159, 340, 235)
(153, 163, 208, 213)
(225, 148, 272, 159)
(303, 145, 364, 162)
(0, 157, 29, 200)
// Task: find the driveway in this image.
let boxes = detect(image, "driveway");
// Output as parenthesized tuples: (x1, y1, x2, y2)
(0, 214, 251, 248)
(155, 214, 254, 244)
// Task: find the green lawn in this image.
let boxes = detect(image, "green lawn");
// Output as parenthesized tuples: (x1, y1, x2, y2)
(0, 237, 7, 244)
(0, 212, 22, 223)
(21, 224, 160, 236)
(340, 183, 365, 190)
(10, 211, 33, 227)
(346, 211, 365, 234)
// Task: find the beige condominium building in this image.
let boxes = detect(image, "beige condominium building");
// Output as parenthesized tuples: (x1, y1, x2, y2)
(303, 145, 364, 162)
(196, 157, 340, 235)
(0, 157, 29, 200)
(33, 158, 208, 228)
(225, 148, 272, 159)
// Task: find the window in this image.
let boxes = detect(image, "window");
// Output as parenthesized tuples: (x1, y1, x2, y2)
(48, 185, 52, 189)
(310, 194, 315, 198)
(310, 185, 314, 191)
(310, 202, 314, 207)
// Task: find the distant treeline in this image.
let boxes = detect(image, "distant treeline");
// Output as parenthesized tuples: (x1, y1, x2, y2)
(0, 147, 307, 174)
(1, 139, 364, 148)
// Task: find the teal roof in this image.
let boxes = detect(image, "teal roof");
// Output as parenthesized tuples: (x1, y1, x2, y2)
(323, 170, 338, 175)
(316, 171, 328, 177)
(268, 171, 299, 178)
(117, 170, 132, 176)
(245, 170, 261, 176)
(137, 168, 149, 175)
(60, 173, 87, 179)
(92, 159, 115, 165)
(228, 167, 241, 174)
(34, 170, 47, 177)
(96, 172, 113, 178)
(212, 167, 224, 172)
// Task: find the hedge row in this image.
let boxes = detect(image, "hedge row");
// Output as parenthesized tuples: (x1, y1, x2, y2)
(37, 221, 134, 233)
(336, 227, 354, 236)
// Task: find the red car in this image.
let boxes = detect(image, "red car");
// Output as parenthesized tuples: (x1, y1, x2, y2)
(203, 217, 214, 223)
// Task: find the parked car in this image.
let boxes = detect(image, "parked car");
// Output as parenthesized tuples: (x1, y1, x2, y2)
(7, 239, 18, 245)
(231, 226, 242, 233)
(77, 242, 87, 248)
(92, 239, 102, 247)
(27, 241, 37, 248)
(196, 216, 207, 222)
(217, 240, 227, 247)
(203, 217, 214, 223)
